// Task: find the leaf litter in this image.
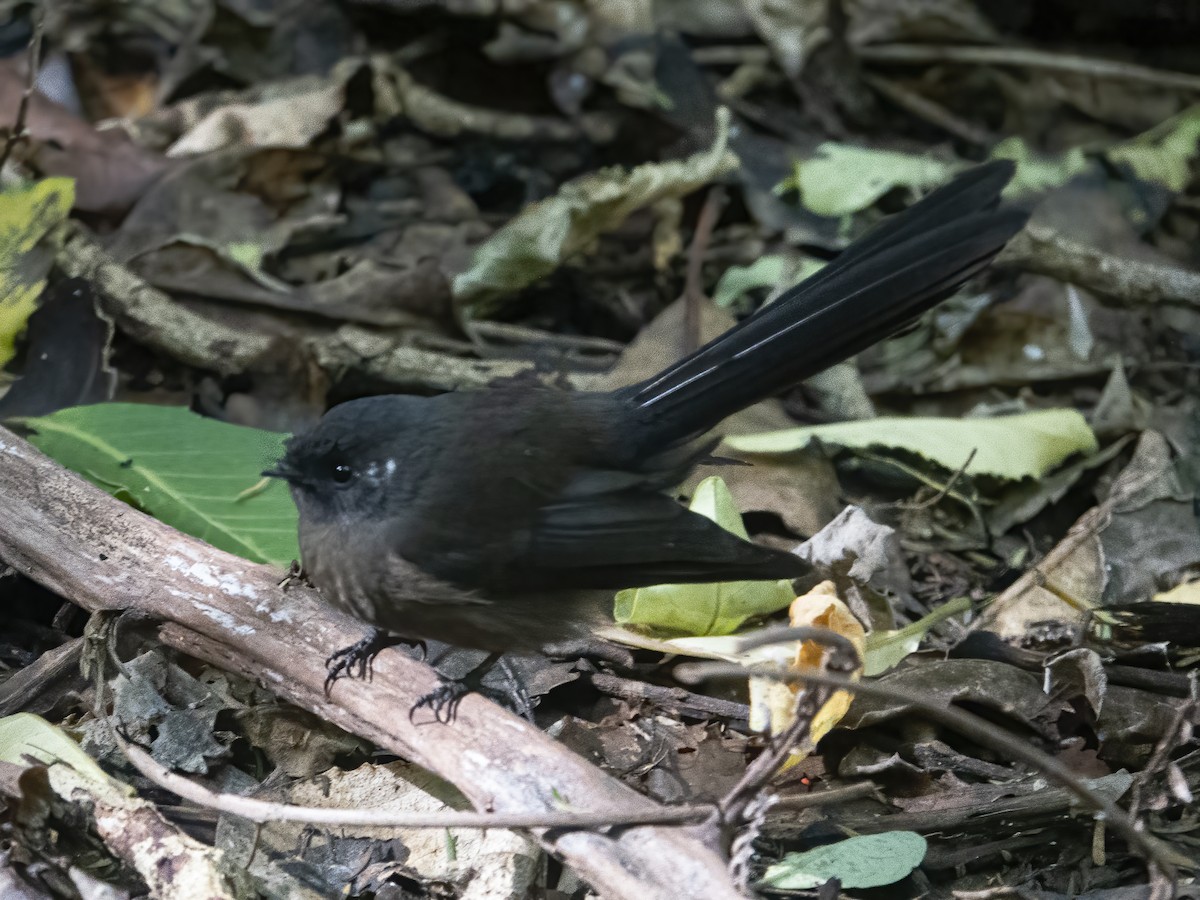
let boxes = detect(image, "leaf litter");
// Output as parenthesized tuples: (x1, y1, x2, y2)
(0, 2, 1197, 899)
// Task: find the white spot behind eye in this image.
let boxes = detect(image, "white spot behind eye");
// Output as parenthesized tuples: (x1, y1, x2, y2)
(365, 462, 379, 478)
(385, 459, 397, 476)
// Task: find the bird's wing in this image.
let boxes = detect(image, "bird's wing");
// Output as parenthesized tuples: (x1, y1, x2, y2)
(511, 467, 809, 590)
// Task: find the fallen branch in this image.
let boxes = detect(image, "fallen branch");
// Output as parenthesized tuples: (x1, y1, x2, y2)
(0, 426, 741, 900)
(0, 760, 232, 899)
(1002, 225, 1200, 309)
(58, 224, 602, 393)
(47, 763, 232, 899)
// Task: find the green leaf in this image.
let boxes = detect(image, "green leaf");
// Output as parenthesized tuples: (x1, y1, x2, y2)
(712, 255, 826, 308)
(713, 256, 791, 308)
(1107, 104, 1200, 191)
(613, 476, 794, 637)
(761, 831, 927, 890)
(0, 712, 119, 788)
(781, 144, 958, 217)
(20, 403, 298, 566)
(0, 178, 75, 366)
(991, 136, 1090, 195)
(453, 109, 738, 316)
(864, 596, 971, 676)
(726, 409, 1098, 482)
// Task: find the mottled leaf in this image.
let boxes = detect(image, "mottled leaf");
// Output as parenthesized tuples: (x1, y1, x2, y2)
(0, 178, 75, 366)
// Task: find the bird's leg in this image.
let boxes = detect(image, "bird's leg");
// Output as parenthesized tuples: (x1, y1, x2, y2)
(410, 652, 534, 724)
(324, 628, 426, 695)
(278, 560, 313, 591)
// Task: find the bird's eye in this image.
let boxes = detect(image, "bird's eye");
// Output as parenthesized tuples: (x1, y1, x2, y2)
(331, 463, 354, 484)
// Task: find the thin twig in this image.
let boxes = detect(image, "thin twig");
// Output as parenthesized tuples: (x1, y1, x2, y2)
(116, 736, 713, 830)
(1127, 675, 1200, 820)
(858, 449, 990, 544)
(862, 74, 993, 145)
(582, 672, 750, 723)
(713, 628, 862, 831)
(771, 780, 879, 810)
(858, 43, 1200, 93)
(682, 184, 727, 354)
(675, 660, 1187, 882)
(0, 8, 44, 174)
(893, 448, 977, 512)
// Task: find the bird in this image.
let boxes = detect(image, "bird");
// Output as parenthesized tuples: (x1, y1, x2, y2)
(266, 160, 1028, 718)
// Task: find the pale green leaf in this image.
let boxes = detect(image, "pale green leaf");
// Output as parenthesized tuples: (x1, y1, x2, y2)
(1107, 104, 1200, 192)
(761, 831, 927, 889)
(713, 256, 826, 308)
(991, 136, 1090, 195)
(864, 596, 972, 676)
(726, 409, 1097, 482)
(713, 256, 790, 308)
(613, 476, 794, 637)
(689, 475, 750, 538)
(0, 178, 75, 366)
(20, 403, 298, 566)
(0, 712, 120, 789)
(782, 144, 958, 217)
(453, 109, 738, 316)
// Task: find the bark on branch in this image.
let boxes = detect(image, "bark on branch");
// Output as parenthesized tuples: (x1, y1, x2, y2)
(0, 425, 740, 900)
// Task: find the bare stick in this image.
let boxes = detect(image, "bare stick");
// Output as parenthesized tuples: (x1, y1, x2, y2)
(1002, 225, 1200, 309)
(0, 426, 742, 900)
(682, 184, 727, 354)
(118, 736, 713, 830)
(862, 74, 992, 145)
(859, 43, 1200, 93)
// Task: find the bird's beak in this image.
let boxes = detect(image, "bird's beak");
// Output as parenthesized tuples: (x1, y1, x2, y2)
(262, 460, 301, 483)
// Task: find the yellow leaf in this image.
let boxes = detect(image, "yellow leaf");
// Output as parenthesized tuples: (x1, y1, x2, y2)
(0, 712, 123, 790)
(1154, 580, 1200, 604)
(748, 582, 865, 764)
(0, 178, 75, 366)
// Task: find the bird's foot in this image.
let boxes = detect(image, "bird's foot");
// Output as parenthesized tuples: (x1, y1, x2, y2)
(278, 560, 314, 591)
(324, 628, 426, 695)
(410, 654, 534, 724)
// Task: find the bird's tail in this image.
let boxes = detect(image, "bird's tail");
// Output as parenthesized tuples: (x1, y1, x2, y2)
(618, 160, 1028, 450)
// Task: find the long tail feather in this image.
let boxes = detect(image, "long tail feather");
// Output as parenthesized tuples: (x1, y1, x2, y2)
(618, 160, 1027, 449)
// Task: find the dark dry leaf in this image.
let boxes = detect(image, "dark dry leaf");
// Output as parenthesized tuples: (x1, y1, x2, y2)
(0, 278, 116, 420)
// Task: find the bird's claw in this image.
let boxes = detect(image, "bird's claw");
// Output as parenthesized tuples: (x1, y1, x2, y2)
(410, 680, 472, 724)
(409, 658, 534, 724)
(324, 629, 427, 695)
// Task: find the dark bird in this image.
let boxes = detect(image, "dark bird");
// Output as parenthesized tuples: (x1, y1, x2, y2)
(267, 161, 1028, 716)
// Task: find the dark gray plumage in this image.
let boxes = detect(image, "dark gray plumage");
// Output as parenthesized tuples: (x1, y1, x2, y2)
(269, 161, 1028, 659)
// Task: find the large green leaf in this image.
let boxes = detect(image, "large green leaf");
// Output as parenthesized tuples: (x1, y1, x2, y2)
(612, 476, 795, 637)
(761, 831, 928, 890)
(726, 409, 1097, 481)
(20, 403, 298, 566)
